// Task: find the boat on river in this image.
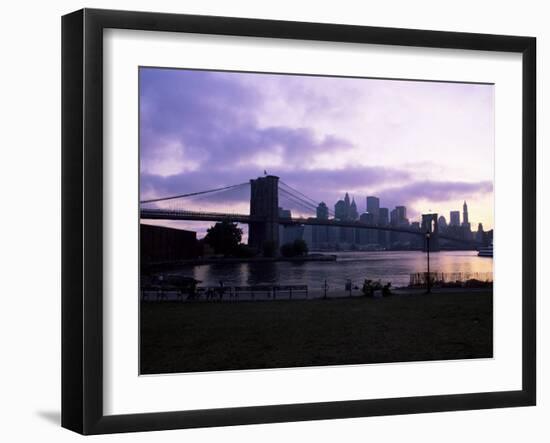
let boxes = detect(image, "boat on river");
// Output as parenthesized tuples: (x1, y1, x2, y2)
(477, 243, 493, 257)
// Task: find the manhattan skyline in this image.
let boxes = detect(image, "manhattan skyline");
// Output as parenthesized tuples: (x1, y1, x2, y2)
(140, 67, 494, 234)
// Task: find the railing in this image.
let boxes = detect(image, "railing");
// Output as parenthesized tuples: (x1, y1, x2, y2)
(409, 272, 493, 288)
(140, 208, 252, 218)
(141, 208, 481, 246)
(141, 284, 309, 302)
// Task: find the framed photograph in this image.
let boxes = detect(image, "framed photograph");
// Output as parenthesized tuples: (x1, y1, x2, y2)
(62, 8, 536, 434)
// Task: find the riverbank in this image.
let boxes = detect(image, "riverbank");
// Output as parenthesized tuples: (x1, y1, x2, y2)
(140, 289, 493, 374)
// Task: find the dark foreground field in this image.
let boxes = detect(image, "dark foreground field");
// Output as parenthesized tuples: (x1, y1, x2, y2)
(140, 291, 492, 374)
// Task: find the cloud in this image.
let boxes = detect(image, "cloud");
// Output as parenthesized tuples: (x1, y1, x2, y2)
(140, 165, 413, 216)
(139, 67, 495, 228)
(140, 68, 355, 175)
(377, 180, 494, 210)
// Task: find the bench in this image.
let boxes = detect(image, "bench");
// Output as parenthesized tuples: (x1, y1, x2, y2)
(141, 285, 199, 301)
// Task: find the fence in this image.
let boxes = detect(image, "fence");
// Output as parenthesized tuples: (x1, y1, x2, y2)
(141, 284, 309, 302)
(409, 272, 493, 288)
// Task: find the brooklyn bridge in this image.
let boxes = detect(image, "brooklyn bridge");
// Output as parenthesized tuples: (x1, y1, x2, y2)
(140, 175, 481, 252)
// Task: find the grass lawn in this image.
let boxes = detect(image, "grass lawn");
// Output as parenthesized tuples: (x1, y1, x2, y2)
(140, 291, 492, 374)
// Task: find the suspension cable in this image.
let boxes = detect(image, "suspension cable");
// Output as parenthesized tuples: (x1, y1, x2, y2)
(280, 181, 335, 216)
(279, 185, 334, 217)
(280, 181, 324, 207)
(140, 182, 248, 204)
(279, 189, 320, 215)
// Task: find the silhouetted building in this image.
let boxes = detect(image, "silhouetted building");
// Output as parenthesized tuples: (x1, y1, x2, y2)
(390, 208, 398, 225)
(450, 210, 460, 227)
(366, 196, 380, 224)
(462, 201, 469, 225)
(349, 198, 359, 220)
(278, 207, 291, 219)
(335, 199, 347, 220)
(140, 224, 198, 264)
(281, 225, 304, 244)
(391, 206, 407, 225)
(302, 225, 313, 247)
(476, 222, 485, 243)
(316, 202, 329, 220)
(461, 201, 471, 239)
(390, 206, 409, 247)
(327, 226, 339, 245)
(379, 208, 389, 226)
(344, 192, 350, 206)
(377, 207, 390, 247)
(333, 193, 355, 244)
(339, 227, 355, 244)
(395, 206, 407, 222)
(335, 192, 354, 221)
(359, 212, 377, 244)
(312, 224, 330, 247)
(360, 212, 374, 224)
(438, 215, 448, 231)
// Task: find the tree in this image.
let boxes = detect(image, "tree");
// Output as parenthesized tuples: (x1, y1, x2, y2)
(204, 221, 242, 255)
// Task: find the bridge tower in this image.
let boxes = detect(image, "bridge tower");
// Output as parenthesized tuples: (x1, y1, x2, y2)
(248, 175, 280, 251)
(421, 213, 440, 252)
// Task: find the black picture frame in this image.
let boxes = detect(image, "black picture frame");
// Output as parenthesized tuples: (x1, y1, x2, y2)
(62, 8, 536, 435)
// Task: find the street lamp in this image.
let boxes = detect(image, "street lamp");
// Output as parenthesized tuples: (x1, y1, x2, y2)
(425, 230, 431, 294)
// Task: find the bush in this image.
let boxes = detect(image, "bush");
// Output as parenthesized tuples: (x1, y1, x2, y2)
(362, 279, 384, 297)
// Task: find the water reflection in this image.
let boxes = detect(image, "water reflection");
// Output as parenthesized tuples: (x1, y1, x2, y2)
(179, 251, 492, 289)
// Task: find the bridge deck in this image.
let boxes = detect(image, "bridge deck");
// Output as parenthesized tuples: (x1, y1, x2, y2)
(140, 208, 480, 245)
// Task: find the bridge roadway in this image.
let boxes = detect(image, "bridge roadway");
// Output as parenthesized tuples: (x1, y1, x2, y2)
(140, 208, 480, 245)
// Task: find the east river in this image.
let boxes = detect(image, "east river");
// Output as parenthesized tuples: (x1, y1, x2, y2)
(172, 250, 493, 291)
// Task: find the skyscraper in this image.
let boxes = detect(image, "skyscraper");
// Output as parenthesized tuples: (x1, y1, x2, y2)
(350, 198, 359, 220)
(378, 208, 390, 247)
(476, 222, 485, 243)
(366, 196, 380, 223)
(461, 201, 471, 236)
(335, 199, 347, 220)
(316, 202, 329, 220)
(390, 208, 398, 226)
(450, 210, 460, 226)
(359, 212, 376, 244)
(344, 192, 351, 209)
(395, 206, 407, 223)
(379, 208, 389, 225)
(278, 207, 291, 219)
(463, 201, 469, 225)
(335, 193, 353, 221)
(359, 212, 374, 224)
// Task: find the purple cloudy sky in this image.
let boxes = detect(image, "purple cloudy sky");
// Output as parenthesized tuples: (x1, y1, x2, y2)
(140, 67, 494, 235)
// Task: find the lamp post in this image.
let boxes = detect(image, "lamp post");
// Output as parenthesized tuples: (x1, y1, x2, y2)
(425, 230, 431, 294)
